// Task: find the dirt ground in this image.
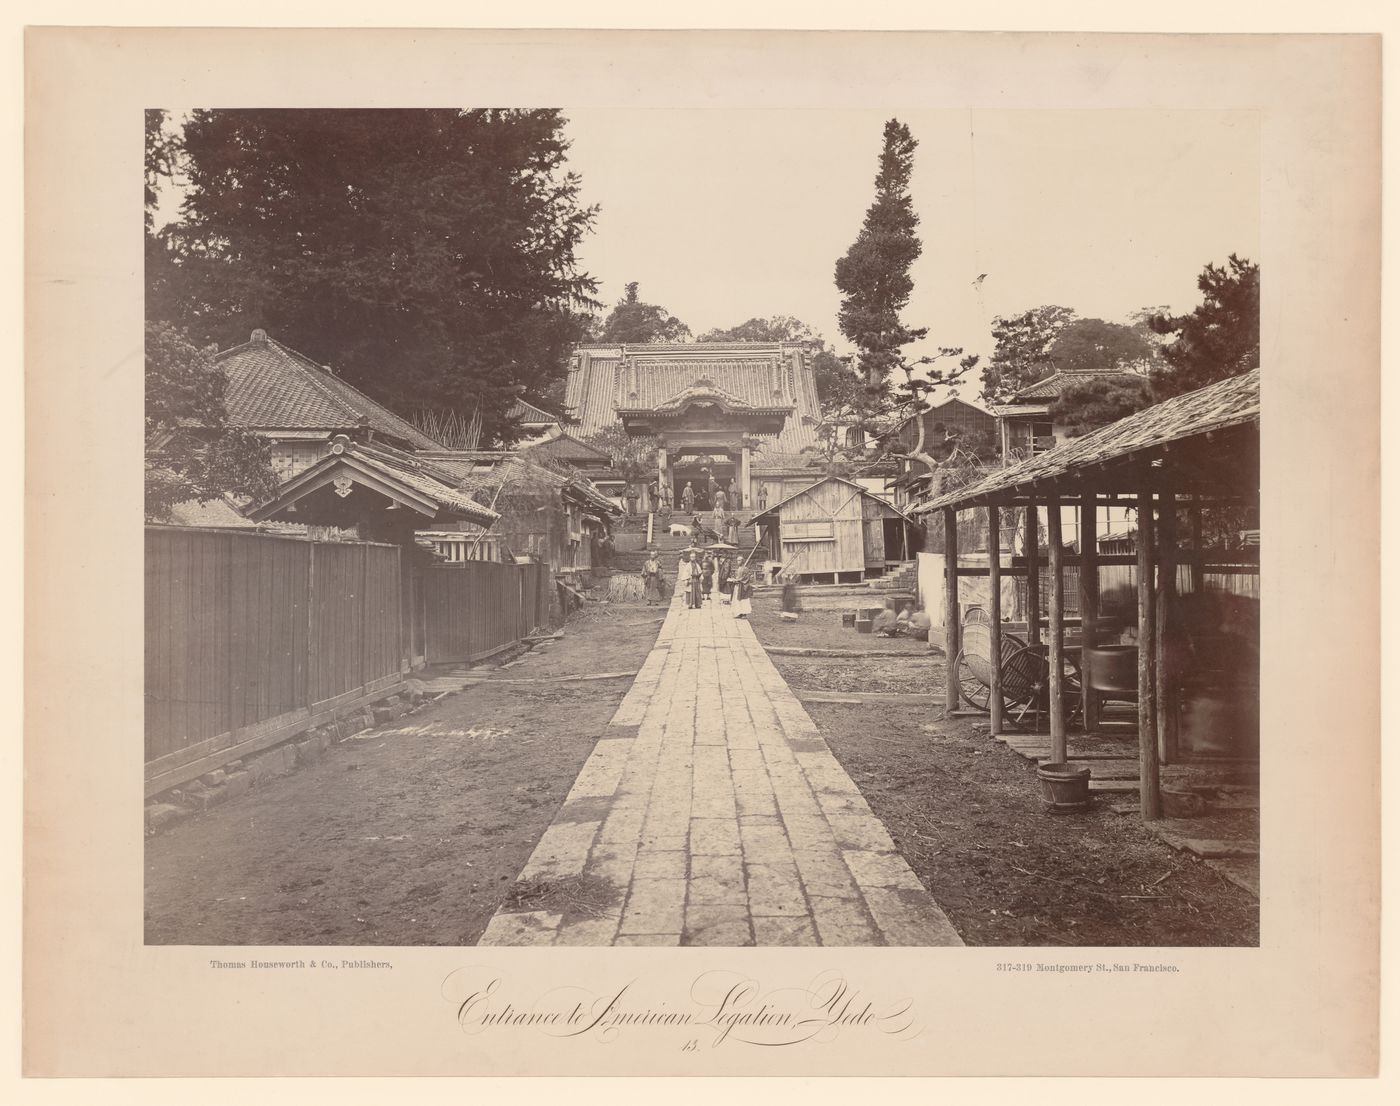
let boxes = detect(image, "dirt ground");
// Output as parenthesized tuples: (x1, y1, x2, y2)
(144, 602, 660, 946)
(747, 597, 932, 656)
(750, 592, 1260, 947)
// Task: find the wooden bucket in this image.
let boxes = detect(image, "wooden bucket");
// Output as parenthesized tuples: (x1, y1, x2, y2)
(1037, 762, 1092, 813)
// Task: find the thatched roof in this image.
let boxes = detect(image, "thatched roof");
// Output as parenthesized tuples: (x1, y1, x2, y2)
(914, 369, 1260, 513)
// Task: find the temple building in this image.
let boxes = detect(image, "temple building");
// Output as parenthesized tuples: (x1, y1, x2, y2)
(562, 341, 828, 512)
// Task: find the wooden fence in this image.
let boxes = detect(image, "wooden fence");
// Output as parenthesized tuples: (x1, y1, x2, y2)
(145, 527, 407, 796)
(422, 560, 551, 663)
(146, 528, 557, 797)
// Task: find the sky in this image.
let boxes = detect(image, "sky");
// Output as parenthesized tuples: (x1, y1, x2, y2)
(560, 108, 1260, 399)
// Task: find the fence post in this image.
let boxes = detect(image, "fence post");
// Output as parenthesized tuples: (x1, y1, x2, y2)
(306, 540, 317, 712)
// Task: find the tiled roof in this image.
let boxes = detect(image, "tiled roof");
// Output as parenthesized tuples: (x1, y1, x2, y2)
(507, 398, 562, 424)
(916, 369, 1260, 513)
(215, 331, 443, 450)
(248, 437, 499, 525)
(1011, 370, 1143, 402)
(563, 341, 822, 457)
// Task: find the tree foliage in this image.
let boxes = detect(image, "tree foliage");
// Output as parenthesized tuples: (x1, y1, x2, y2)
(596, 282, 691, 344)
(1049, 317, 1162, 375)
(148, 109, 599, 446)
(145, 322, 278, 520)
(983, 305, 1076, 403)
(1050, 376, 1154, 438)
(696, 315, 814, 344)
(1149, 254, 1260, 399)
(580, 425, 660, 490)
(834, 119, 929, 387)
(831, 119, 974, 478)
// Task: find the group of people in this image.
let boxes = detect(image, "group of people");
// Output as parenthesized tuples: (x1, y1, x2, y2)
(640, 548, 753, 617)
(872, 599, 932, 640)
(678, 477, 741, 514)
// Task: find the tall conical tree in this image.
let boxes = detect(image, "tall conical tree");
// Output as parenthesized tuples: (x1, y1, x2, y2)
(834, 119, 929, 388)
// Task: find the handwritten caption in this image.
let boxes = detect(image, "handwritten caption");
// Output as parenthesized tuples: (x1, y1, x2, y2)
(441, 970, 920, 1050)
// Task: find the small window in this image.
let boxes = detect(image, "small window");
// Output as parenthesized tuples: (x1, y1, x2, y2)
(783, 520, 835, 542)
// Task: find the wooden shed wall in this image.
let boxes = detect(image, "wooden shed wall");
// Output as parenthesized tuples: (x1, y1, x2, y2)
(777, 481, 871, 575)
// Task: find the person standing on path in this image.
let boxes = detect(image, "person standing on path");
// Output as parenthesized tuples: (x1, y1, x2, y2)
(714, 487, 727, 513)
(732, 561, 754, 618)
(641, 552, 663, 606)
(681, 481, 696, 512)
(677, 551, 697, 610)
(701, 552, 715, 605)
(716, 553, 732, 603)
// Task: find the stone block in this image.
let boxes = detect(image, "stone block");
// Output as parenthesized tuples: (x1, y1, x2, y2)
(145, 803, 186, 832)
(185, 784, 228, 812)
(198, 769, 226, 788)
(372, 705, 395, 725)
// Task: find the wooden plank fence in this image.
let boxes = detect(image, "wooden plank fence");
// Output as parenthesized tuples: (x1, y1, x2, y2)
(146, 529, 557, 797)
(422, 560, 551, 664)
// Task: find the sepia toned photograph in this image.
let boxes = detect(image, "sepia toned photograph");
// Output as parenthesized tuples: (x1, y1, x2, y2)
(142, 104, 1260, 949)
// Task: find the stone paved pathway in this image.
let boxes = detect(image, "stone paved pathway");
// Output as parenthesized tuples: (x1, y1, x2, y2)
(478, 592, 963, 946)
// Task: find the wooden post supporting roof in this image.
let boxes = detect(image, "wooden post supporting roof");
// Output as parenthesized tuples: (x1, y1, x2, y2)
(943, 508, 960, 717)
(987, 505, 1004, 736)
(1079, 497, 1099, 732)
(1156, 492, 1179, 765)
(1025, 504, 1041, 646)
(1137, 491, 1162, 820)
(1047, 498, 1067, 763)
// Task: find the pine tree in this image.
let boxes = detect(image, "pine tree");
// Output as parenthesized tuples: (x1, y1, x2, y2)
(834, 119, 929, 388)
(1149, 255, 1260, 399)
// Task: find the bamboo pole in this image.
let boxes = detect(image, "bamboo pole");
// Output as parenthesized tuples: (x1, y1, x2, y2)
(1047, 498, 1066, 762)
(1079, 496, 1100, 732)
(1156, 492, 1179, 764)
(1025, 504, 1040, 645)
(987, 505, 1003, 735)
(943, 508, 960, 717)
(1137, 491, 1162, 820)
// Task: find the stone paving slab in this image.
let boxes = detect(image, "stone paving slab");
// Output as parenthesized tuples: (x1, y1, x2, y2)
(479, 592, 963, 947)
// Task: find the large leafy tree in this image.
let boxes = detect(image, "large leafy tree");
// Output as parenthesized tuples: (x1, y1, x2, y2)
(832, 119, 974, 481)
(1149, 254, 1260, 398)
(145, 322, 278, 520)
(1049, 317, 1162, 375)
(596, 282, 691, 343)
(696, 315, 813, 344)
(983, 304, 1076, 403)
(149, 109, 599, 446)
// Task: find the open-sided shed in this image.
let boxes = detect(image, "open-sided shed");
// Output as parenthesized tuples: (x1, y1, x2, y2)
(750, 476, 923, 583)
(914, 370, 1260, 821)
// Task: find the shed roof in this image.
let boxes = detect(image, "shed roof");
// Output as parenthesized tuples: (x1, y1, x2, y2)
(215, 330, 443, 450)
(914, 369, 1260, 513)
(750, 475, 918, 525)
